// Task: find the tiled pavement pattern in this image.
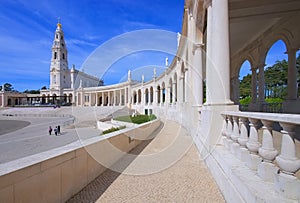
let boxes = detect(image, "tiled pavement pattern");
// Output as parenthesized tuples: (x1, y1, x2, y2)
(67, 120, 225, 203)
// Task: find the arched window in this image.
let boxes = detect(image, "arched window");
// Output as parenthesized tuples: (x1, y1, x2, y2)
(54, 52, 57, 59)
(53, 75, 56, 84)
(63, 53, 65, 59)
(56, 34, 58, 39)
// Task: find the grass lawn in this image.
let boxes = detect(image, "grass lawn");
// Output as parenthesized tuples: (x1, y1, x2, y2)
(114, 114, 157, 124)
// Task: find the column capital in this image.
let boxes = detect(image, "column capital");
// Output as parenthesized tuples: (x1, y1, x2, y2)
(257, 63, 266, 69)
(192, 43, 204, 54)
(203, 0, 212, 9)
(285, 47, 299, 54)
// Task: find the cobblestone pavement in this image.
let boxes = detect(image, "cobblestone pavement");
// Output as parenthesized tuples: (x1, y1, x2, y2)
(67, 120, 225, 203)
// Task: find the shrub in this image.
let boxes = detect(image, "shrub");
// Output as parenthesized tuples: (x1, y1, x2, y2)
(102, 125, 126, 135)
(265, 97, 283, 103)
(114, 114, 157, 124)
(239, 96, 251, 105)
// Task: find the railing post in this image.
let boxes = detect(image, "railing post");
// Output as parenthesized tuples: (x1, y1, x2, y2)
(257, 120, 279, 182)
(274, 122, 300, 199)
(246, 118, 262, 170)
(231, 116, 240, 155)
(237, 117, 249, 162)
(221, 114, 229, 149)
(226, 116, 233, 150)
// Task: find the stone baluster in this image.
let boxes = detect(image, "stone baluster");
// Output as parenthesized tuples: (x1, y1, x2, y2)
(221, 114, 228, 148)
(226, 116, 233, 150)
(230, 116, 240, 155)
(274, 122, 300, 199)
(246, 118, 262, 170)
(257, 120, 279, 182)
(258, 120, 278, 162)
(238, 117, 249, 147)
(237, 117, 249, 162)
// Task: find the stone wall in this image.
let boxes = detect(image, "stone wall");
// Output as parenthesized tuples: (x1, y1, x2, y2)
(0, 119, 161, 202)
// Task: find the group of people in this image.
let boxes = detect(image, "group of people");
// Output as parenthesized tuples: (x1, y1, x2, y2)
(48, 125, 61, 136)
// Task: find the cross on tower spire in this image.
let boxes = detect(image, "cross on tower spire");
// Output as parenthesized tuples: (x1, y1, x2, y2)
(57, 17, 62, 28)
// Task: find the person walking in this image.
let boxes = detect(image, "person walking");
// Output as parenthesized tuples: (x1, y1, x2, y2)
(54, 126, 58, 136)
(49, 126, 52, 135)
(57, 125, 61, 135)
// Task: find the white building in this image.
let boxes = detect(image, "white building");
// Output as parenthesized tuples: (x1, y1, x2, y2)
(40, 21, 103, 105)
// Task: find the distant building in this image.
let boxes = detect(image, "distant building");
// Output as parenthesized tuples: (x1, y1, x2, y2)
(40, 22, 103, 105)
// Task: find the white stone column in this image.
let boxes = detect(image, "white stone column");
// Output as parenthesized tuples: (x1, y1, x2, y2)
(125, 88, 127, 106)
(251, 67, 258, 103)
(80, 92, 84, 107)
(184, 70, 188, 102)
(179, 76, 184, 103)
(193, 45, 204, 105)
(113, 91, 116, 106)
(187, 9, 195, 104)
(172, 82, 176, 104)
(167, 86, 171, 104)
(205, 0, 232, 105)
(89, 93, 92, 106)
(287, 48, 298, 100)
(95, 93, 98, 106)
(154, 89, 158, 105)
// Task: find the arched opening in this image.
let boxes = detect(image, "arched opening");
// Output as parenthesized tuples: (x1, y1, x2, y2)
(63, 94, 67, 103)
(157, 85, 161, 103)
(133, 91, 137, 104)
(169, 78, 173, 103)
(7, 98, 11, 106)
(69, 94, 73, 104)
(105, 96, 109, 106)
(264, 40, 287, 112)
(162, 82, 166, 103)
(239, 60, 252, 110)
(138, 89, 142, 103)
(52, 94, 57, 105)
(99, 96, 102, 106)
(145, 88, 149, 104)
(42, 94, 46, 104)
(150, 86, 153, 103)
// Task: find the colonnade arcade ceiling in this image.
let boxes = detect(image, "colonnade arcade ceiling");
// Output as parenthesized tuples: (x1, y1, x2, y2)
(229, 0, 300, 56)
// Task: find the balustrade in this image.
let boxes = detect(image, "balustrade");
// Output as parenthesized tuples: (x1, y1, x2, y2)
(221, 111, 300, 199)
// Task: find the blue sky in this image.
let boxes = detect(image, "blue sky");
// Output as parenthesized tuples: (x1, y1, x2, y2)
(0, 0, 184, 91)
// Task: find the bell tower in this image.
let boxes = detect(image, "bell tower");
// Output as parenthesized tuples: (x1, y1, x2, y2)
(49, 19, 70, 94)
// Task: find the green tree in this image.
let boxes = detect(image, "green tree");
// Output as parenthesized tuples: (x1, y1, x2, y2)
(239, 74, 251, 99)
(0, 83, 14, 91)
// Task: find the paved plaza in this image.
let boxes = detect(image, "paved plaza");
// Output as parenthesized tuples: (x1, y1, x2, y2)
(67, 120, 225, 202)
(0, 107, 122, 164)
